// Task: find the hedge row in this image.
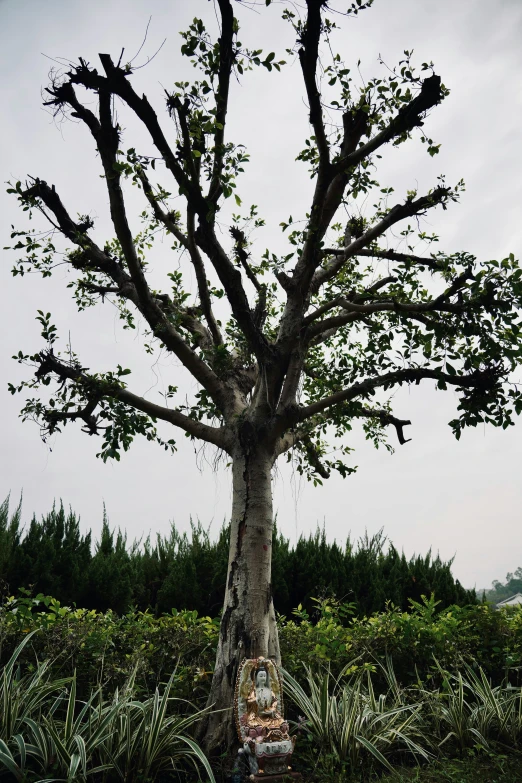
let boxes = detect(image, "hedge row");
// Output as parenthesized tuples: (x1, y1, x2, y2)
(1, 593, 521, 705)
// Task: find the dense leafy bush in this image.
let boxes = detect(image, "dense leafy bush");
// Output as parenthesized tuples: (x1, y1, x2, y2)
(0, 495, 476, 619)
(1, 594, 521, 703)
(1, 596, 521, 780)
(280, 596, 522, 688)
(0, 594, 219, 704)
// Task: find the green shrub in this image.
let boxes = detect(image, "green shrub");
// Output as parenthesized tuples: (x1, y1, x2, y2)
(0, 494, 476, 620)
(0, 594, 219, 704)
(1, 596, 522, 781)
(1, 592, 521, 707)
(430, 663, 522, 752)
(0, 633, 214, 782)
(280, 596, 522, 688)
(283, 661, 431, 778)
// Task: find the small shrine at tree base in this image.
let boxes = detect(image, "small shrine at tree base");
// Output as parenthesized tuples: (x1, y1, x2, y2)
(233, 657, 301, 781)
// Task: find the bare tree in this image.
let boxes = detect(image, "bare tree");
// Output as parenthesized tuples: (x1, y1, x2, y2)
(7, 0, 522, 752)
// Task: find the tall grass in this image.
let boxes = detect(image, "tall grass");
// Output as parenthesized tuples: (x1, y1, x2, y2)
(432, 661, 522, 752)
(283, 657, 522, 778)
(283, 660, 431, 776)
(0, 634, 214, 782)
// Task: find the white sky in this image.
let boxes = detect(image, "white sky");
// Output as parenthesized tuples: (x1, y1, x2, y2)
(1, 0, 522, 592)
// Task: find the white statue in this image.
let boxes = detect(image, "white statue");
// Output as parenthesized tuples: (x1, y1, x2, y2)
(234, 657, 296, 778)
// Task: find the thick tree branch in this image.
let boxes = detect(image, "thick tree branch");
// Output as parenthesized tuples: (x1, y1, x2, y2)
(208, 0, 235, 206)
(155, 295, 214, 353)
(311, 187, 451, 292)
(333, 74, 444, 175)
(308, 312, 444, 348)
(303, 276, 397, 326)
(135, 168, 224, 347)
(77, 282, 121, 298)
(354, 407, 412, 445)
(299, 0, 330, 168)
(230, 227, 261, 291)
(285, 110, 368, 307)
(296, 365, 503, 422)
(166, 94, 200, 184)
(98, 91, 158, 316)
(306, 270, 485, 339)
(306, 299, 454, 338)
(22, 180, 228, 409)
(47, 397, 100, 435)
(285, 73, 443, 307)
(274, 417, 317, 458)
(279, 186, 449, 369)
(275, 76, 445, 369)
(275, 404, 411, 456)
(44, 82, 230, 398)
(272, 3, 341, 361)
(356, 247, 443, 272)
(46, 57, 208, 215)
(187, 209, 223, 346)
(302, 436, 330, 479)
(195, 222, 270, 360)
(23, 179, 136, 294)
(81, 57, 257, 351)
(46, 56, 266, 361)
(35, 351, 229, 450)
(44, 79, 162, 322)
(49, 53, 260, 355)
(277, 350, 305, 410)
(321, 245, 450, 274)
(136, 168, 189, 247)
(253, 285, 268, 330)
(311, 107, 370, 241)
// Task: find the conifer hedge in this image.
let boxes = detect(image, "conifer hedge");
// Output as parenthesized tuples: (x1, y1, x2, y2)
(0, 495, 475, 618)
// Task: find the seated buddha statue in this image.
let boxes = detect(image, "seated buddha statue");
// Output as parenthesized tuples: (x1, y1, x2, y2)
(234, 657, 296, 777)
(245, 663, 289, 741)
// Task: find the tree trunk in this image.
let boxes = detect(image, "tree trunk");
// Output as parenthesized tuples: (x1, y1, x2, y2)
(202, 445, 279, 754)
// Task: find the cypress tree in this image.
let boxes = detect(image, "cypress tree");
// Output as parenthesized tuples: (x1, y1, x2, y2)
(0, 494, 476, 616)
(85, 512, 132, 614)
(0, 495, 22, 597)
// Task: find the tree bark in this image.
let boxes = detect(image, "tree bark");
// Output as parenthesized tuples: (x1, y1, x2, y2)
(202, 445, 279, 754)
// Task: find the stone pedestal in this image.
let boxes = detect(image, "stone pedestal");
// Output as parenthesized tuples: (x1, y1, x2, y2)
(249, 773, 301, 782)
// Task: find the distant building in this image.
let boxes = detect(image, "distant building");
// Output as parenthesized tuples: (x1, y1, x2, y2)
(496, 593, 522, 609)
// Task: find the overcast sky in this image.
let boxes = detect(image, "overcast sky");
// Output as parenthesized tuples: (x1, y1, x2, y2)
(1, 0, 522, 592)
